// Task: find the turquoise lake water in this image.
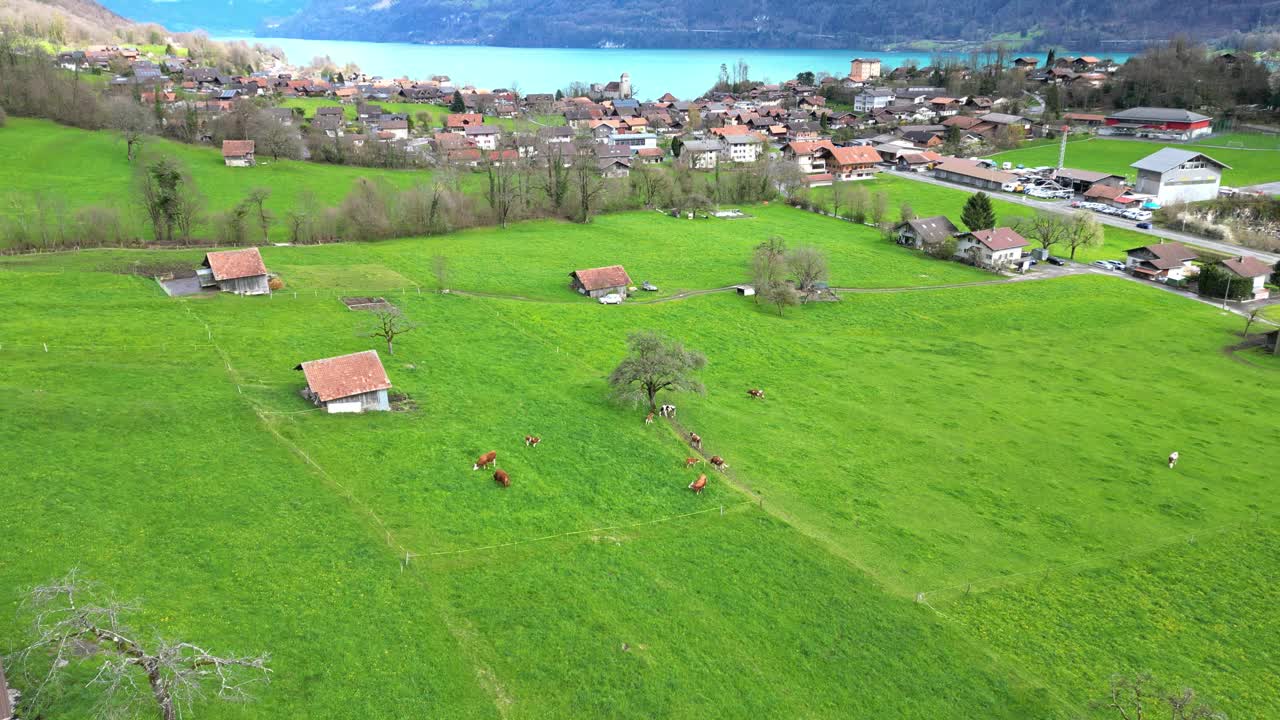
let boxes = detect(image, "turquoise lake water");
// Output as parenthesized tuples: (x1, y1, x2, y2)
(223, 37, 1131, 100)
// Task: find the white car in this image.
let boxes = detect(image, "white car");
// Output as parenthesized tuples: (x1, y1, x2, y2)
(598, 293, 624, 305)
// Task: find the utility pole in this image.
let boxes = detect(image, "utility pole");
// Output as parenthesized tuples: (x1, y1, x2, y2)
(1222, 273, 1232, 310)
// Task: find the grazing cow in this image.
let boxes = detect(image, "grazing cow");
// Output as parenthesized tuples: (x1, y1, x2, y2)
(709, 456, 728, 471)
(1168, 451, 1179, 469)
(690, 432, 702, 450)
(689, 474, 707, 494)
(684, 457, 701, 468)
(659, 404, 676, 418)
(645, 412, 654, 424)
(473, 451, 497, 470)
(494, 469, 510, 487)
(747, 388, 765, 399)
(524, 435, 541, 448)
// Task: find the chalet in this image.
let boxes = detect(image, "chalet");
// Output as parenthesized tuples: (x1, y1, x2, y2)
(955, 228, 1030, 269)
(1131, 149, 1229, 204)
(977, 112, 1031, 134)
(815, 145, 880, 181)
(598, 156, 633, 178)
(465, 125, 500, 150)
(635, 147, 666, 164)
(1103, 107, 1212, 141)
(296, 350, 392, 413)
(539, 126, 575, 145)
(377, 119, 409, 140)
(1051, 168, 1126, 195)
(1125, 242, 1198, 282)
(681, 140, 722, 170)
(723, 134, 764, 163)
(199, 248, 270, 295)
(314, 106, 345, 118)
(221, 140, 255, 167)
(781, 141, 836, 174)
(932, 158, 1016, 191)
(849, 58, 882, 82)
(570, 265, 631, 299)
(445, 113, 485, 132)
(1218, 256, 1273, 300)
(928, 97, 962, 117)
(265, 107, 297, 126)
(312, 114, 345, 137)
(1013, 57, 1039, 69)
(1062, 112, 1107, 127)
(894, 215, 959, 249)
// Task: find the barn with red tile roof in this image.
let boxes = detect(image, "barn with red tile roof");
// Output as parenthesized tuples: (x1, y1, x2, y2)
(295, 350, 392, 413)
(569, 265, 632, 299)
(199, 248, 270, 295)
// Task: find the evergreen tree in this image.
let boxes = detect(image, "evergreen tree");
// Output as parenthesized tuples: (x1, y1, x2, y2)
(1045, 84, 1061, 117)
(1271, 260, 1280, 286)
(961, 192, 996, 231)
(555, 89, 564, 101)
(449, 90, 465, 113)
(1045, 48, 1056, 67)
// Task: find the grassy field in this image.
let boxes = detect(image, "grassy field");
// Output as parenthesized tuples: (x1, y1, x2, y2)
(804, 174, 1152, 263)
(987, 137, 1280, 187)
(278, 97, 565, 132)
(2, 205, 1277, 718)
(1187, 131, 1280, 150)
(0, 118, 444, 244)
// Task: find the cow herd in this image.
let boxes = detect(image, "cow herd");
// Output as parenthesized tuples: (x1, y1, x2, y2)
(468, 389, 761, 495)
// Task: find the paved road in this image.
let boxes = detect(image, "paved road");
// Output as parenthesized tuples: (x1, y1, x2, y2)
(889, 170, 1280, 264)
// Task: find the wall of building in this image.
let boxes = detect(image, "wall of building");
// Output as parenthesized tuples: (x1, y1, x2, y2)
(325, 388, 390, 413)
(218, 275, 271, 296)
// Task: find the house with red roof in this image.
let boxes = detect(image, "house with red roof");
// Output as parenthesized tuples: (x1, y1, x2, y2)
(1218, 255, 1273, 300)
(814, 145, 881, 181)
(955, 228, 1030, 269)
(569, 265, 632, 300)
(1125, 242, 1198, 282)
(199, 248, 270, 295)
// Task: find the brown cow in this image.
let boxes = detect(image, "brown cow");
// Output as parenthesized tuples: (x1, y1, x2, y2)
(494, 469, 510, 487)
(644, 412, 655, 424)
(473, 451, 497, 470)
(689, 474, 707, 494)
(524, 435, 541, 448)
(747, 388, 765, 399)
(690, 432, 702, 450)
(684, 457, 701, 469)
(709, 456, 728, 471)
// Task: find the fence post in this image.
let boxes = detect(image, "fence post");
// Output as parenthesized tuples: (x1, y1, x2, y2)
(43, 342, 48, 353)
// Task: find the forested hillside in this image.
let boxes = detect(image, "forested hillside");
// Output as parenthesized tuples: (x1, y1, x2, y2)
(262, 0, 1279, 49)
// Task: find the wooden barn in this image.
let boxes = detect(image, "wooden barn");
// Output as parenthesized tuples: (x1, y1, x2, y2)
(198, 248, 271, 296)
(296, 350, 392, 414)
(221, 139, 256, 167)
(569, 265, 631, 299)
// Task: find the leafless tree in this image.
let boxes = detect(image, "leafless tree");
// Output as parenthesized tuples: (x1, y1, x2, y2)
(484, 146, 518, 228)
(243, 188, 273, 243)
(365, 309, 417, 355)
(762, 280, 799, 316)
(431, 253, 450, 292)
(629, 162, 669, 208)
(770, 157, 805, 202)
(870, 191, 889, 226)
(751, 236, 788, 305)
(1095, 673, 1225, 720)
(1243, 307, 1263, 337)
(105, 96, 155, 162)
(12, 570, 270, 720)
(538, 143, 573, 213)
(1012, 212, 1070, 253)
(571, 145, 606, 223)
(249, 111, 303, 161)
(1063, 211, 1104, 259)
(787, 246, 830, 294)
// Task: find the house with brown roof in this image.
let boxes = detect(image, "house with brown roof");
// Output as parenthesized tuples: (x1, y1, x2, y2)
(198, 248, 270, 295)
(894, 215, 959, 249)
(815, 145, 880, 181)
(955, 228, 1030, 269)
(221, 140, 255, 167)
(932, 158, 1016, 191)
(569, 265, 632, 299)
(445, 113, 485, 132)
(1125, 242, 1198, 282)
(1218, 255, 1273, 300)
(296, 350, 392, 413)
(781, 140, 837, 174)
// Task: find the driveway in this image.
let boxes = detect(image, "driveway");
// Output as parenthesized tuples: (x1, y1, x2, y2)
(889, 170, 1280, 264)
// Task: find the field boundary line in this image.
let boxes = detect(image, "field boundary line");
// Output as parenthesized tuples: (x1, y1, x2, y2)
(916, 515, 1270, 604)
(410, 501, 754, 560)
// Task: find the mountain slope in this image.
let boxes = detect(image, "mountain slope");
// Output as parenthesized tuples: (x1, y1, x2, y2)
(264, 0, 1279, 49)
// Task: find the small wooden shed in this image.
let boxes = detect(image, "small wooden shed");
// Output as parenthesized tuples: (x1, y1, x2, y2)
(569, 265, 631, 299)
(199, 248, 271, 296)
(221, 139, 256, 167)
(296, 350, 392, 413)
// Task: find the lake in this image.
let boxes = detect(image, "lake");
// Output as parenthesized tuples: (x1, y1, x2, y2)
(221, 37, 1131, 100)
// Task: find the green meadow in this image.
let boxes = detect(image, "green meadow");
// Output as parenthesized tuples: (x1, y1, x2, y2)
(987, 137, 1280, 187)
(278, 97, 565, 131)
(2, 203, 1277, 718)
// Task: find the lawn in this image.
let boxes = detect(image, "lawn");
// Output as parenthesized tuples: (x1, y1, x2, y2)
(2, 193, 1278, 718)
(987, 137, 1280, 187)
(0, 118, 436, 245)
(1187, 131, 1280, 150)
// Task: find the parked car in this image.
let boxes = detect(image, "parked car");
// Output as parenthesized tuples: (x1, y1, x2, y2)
(641, 281, 658, 292)
(598, 293, 624, 305)
(1047, 256, 1067, 266)
(1136, 222, 1152, 229)
(1092, 260, 1112, 270)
